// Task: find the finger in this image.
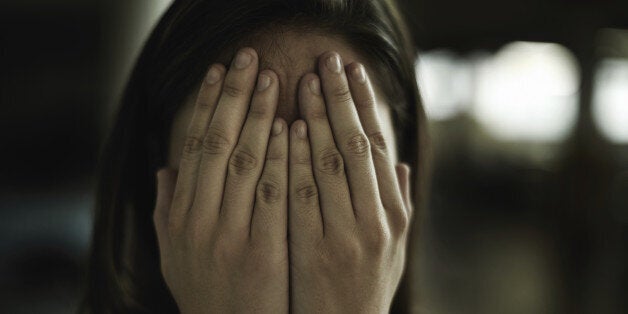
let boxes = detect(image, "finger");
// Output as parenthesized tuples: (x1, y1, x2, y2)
(193, 48, 259, 228)
(289, 120, 323, 243)
(154, 168, 178, 260)
(346, 62, 406, 219)
(251, 118, 288, 244)
(298, 73, 355, 230)
(220, 69, 280, 232)
(169, 64, 225, 224)
(318, 52, 382, 222)
(395, 163, 413, 220)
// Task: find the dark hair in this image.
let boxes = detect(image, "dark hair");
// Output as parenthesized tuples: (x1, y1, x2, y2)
(81, 0, 429, 313)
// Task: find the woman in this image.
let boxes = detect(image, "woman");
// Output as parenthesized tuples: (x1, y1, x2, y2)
(82, 0, 429, 312)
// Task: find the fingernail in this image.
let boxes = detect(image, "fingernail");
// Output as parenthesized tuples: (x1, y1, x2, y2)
(272, 118, 283, 136)
(353, 65, 366, 84)
(234, 50, 252, 69)
(297, 121, 307, 139)
(326, 53, 342, 73)
(257, 73, 271, 91)
(206, 66, 221, 85)
(308, 77, 321, 95)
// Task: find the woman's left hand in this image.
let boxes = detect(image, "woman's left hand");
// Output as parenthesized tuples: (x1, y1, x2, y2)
(288, 52, 414, 314)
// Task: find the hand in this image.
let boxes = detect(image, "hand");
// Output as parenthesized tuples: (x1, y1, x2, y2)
(288, 52, 413, 314)
(153, 48, 289, 313)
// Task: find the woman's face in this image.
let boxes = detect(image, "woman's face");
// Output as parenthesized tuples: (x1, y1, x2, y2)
(167, 32, 397, 168)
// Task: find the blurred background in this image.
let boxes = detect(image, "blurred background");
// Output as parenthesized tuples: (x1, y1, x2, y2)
(0, 0, 626, 313)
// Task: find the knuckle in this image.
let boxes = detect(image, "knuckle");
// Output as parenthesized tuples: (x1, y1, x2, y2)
(152, 208, 163, 226)
(203, 128, 232, 155)
(257, 180, 282, 204)
(368, 131, 388, 157)
(316, 148, 344, 175)
(331, 86, 353, 104)
(183, 222, 208, 252)
(389, 201, 410, 234)
(314, 237, 362, 270)
(246, 246, 286, 273)
(313, 244, 335, 269)
(265, 153, 285, 163)
(182, 135, 203, 156)
(196, 99, 212, 111)
(166, 215, 185, 240)
(293, 153, 312, 166)
(169, 191, 186, 211)
(295, 183, 318, 202)
(365, 221, 392, 254)
(229, 147, 259, 176)
(265, 148, 286, 163)
(336, 242, 362, 266)
(242, 252, 267, 273)
(251, 206, 274, 232)
(345, 132, 370, 157)
(358, 96, 377, 110)
(304, 106, 328, 121)
(153, 212, 168, 235)
(210, 236, 237, 264)
(222, 82, 246, 98)
(247, 104, 271, 119)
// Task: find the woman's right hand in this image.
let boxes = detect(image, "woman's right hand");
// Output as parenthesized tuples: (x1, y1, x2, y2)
(153, 48, 289, 314)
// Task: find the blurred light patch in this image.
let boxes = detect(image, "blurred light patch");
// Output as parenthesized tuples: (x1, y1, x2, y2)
(474, 42, 580, 142)
(592, 59, 628, 143)
(416, 50, 474, 121)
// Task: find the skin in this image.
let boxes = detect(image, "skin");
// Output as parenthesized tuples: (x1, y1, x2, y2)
(168, 32, 398, 166)
(153, 34, 413, 313)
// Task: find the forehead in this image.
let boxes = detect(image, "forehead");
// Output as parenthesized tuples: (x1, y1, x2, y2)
(168, 32, 396, 167)
(241, 31, 380, 122)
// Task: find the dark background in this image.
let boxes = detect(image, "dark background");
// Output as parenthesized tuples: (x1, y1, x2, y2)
(1, 0, 626, 313)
